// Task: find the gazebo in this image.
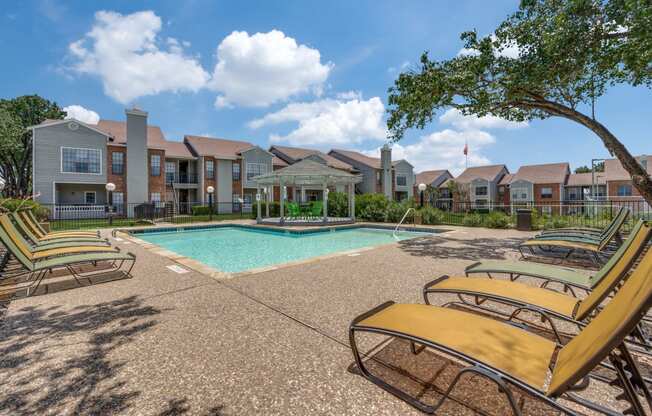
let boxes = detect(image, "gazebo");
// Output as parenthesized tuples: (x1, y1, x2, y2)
(252, 158, 363, 225)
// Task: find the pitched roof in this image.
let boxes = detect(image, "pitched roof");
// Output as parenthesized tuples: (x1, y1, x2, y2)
(498, 173, 515, 186)
(511, 162, 569, 184)
(604, 155, 652, 181)
(159, 140, 196, 159)
(329, 149, 383, 169)
(254, 158, 362, 184)
(270, 145, 355, 172)
(272, 156, 288, 167)
(566, 172, 607, 186)
(95, 120, 167, 148)
(184, 135, 254, 159)
(415, 170, 451, 186)
(454, 164, 508, 183)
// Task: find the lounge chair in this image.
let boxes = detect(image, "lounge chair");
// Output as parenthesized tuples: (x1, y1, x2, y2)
(465, 219, 648, 294)
(538, 206, 627, 237)
(422, 221, 651, 346)
(0, 215, 119, 260)
(286, 202, 301, 219)
(518, 210, 628, 264)
(350, 247, 652, 415)
(17, 210, 100, 239)
(0, 218, 135, 296)
(10, 212, 109, 247)
(533, 207, 628, 243)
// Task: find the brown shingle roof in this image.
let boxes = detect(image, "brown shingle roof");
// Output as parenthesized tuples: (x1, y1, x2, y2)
(270, 146, 355, 172)
(566, 172, 606, 186)
(273, 156, 288, 167)
(184, 135, 255, 159)
(454, 164, 508, 183)
(512, 162, 569, 184)
(160, 141, 196, 159)
(95, 120, 167, 148)
(498, 173, 514, 186)
(329, 149, 384, 169)
(415, 170, 451, 186)
(604, 155, 652, 181)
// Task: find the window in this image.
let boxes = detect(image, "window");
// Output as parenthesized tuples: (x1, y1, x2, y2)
(165, 161, 176, 183)
(111, 152, 124, 175)
(112, 192, 124, 205)
(232, 193, 241, 204)
(542, 206, 552, 215)
(84, 191, 96, 204)
(618, 184, 632, 197)
(540, 187, 553, 199)
(376, 171, 381, 184)
(61, 147, 101, 174)
(246, 163, 267, 181)
(232, 163, 240, 181)
(475, 186, 488, 196)
(150, 155, 161, 176)
(396, 175, 407, 186)
(206, 160, 215, 179)
(568, 188, 579, 200)
(150, 192, 161, 203)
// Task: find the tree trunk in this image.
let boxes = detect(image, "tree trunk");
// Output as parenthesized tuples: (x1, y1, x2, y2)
(528, 100, 652, 205)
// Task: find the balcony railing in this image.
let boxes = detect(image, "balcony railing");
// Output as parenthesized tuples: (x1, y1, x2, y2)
(166, 173, 198, 185)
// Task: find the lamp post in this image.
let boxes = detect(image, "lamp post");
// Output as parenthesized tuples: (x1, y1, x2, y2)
(105, 182, 116, 226)
(207, 186, 214, 221)
(418, 183, 427, 208)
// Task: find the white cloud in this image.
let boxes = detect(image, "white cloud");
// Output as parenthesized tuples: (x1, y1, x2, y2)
(209, 30, 332, 108)
(63, 105, 100, 124)
(249, 95, 387, 146)
(68, 10, 210, 104)
(457, 34, 521, 59)
(362, 129, 495, 175)
(439, 108, 527, 130)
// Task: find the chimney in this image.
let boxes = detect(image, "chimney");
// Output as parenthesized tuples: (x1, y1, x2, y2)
(126, 107, 148, 204)
(380, 144, 392, 199)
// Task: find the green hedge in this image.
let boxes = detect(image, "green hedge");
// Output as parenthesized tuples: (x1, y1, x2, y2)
(0, 198, 50, 221)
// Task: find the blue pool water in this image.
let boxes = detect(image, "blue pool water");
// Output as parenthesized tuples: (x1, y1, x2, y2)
(137, 226, 430, 273)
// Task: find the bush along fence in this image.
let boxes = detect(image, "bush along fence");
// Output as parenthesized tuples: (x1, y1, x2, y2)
(1, 195, 649, 231)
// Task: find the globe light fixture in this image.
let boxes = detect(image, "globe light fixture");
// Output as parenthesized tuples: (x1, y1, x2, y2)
(105, 182, 116, 192)
(418, 183, 427, 208)
(206, 186, 214, 194)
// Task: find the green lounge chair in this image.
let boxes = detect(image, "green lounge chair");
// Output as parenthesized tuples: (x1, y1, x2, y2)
(534, 206, 628, 242)
(10, 212, 109, 247)
(467, 219, 647, 293)
(350, 247, 652, 415)
(286, 202, 301, 219)
(539, 206, 627, 237)
(0, 217, 135, 296)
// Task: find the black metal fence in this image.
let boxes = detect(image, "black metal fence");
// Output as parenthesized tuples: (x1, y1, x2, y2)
(422, 199, 651, 231)
(38, 202, 249, 231)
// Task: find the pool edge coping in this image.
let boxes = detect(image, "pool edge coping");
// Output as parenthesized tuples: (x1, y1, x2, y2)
(114, 224, 440, 279)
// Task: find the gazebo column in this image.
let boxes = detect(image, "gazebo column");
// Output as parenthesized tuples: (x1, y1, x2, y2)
(300, 186, 306, 204)
(322, 181, 328, 224)
(348, 183, 355, 220)
(256, 185, 262, 223)
(266, 186, 270, 217)
(279, 178, 285, 225)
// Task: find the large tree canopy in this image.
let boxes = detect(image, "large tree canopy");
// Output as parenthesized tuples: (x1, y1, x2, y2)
(0, 95, 65, 197)
(388, 0, 652, 203)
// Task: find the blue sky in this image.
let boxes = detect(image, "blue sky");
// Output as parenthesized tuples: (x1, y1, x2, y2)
(1, 0, 649, 175)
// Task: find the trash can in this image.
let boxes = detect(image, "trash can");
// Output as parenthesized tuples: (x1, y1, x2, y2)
(516, 209, 532, 231)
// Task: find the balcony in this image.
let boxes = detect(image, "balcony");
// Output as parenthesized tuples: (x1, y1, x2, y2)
(166, 173, 199, 187)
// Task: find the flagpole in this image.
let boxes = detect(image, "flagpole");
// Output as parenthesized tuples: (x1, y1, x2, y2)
(465, 139, 468, 169)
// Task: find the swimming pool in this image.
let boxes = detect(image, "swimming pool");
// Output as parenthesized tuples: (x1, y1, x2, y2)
(136, 226, 431, 273)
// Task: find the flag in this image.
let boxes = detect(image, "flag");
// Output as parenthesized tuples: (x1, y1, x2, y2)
(463, 142, 468, 156)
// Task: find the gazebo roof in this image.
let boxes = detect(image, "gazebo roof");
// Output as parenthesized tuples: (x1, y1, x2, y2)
(253, 158, 363, 186)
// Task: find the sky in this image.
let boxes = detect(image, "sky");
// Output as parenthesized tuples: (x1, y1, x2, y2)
(1, 0, 650, 175)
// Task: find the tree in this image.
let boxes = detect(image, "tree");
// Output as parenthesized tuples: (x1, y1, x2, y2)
(575, 162, 604, 173)
(387, 0, 652, 203)
(0, 95, 65, 197)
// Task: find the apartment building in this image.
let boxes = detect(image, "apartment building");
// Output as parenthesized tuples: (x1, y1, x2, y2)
(604, 155, 652, 201)
(413, 170, 453, 203)
(564, 172, 607, 201)
(502, 162, 570, 214)
(329, 145, 415, 201)
(447, 164, 509, 207)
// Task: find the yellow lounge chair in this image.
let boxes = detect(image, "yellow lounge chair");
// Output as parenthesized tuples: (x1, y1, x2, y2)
(422, 221, 651, 349)
(9, 212, 109, 247)
(17, 210, 100, 240)
(350, 246, 652, 415)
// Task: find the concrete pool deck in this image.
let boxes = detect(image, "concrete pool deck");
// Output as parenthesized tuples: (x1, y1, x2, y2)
(0, 224, 641, 415)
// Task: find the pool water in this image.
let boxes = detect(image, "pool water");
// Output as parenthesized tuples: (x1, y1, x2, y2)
(138, 226, 429, 273)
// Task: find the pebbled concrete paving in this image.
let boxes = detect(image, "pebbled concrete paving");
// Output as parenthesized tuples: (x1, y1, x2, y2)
(0, 225, 638, 415)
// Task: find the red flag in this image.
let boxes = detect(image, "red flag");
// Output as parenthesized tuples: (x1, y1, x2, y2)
(463, 143, 468, 156)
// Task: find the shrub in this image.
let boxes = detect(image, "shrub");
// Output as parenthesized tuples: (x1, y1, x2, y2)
(355, 194, 389, 222)
(462, 213, 483, 227)
(543, 216, 570, 230)
(327, 191, 349, 217)
(250, 201, 280, 218)
(385, 201, 414, 223)
(483, 211, 511, 229)
(191, 205, 212, 216)
(419, 206, 445, 225)
(0, 198, 50, 221)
